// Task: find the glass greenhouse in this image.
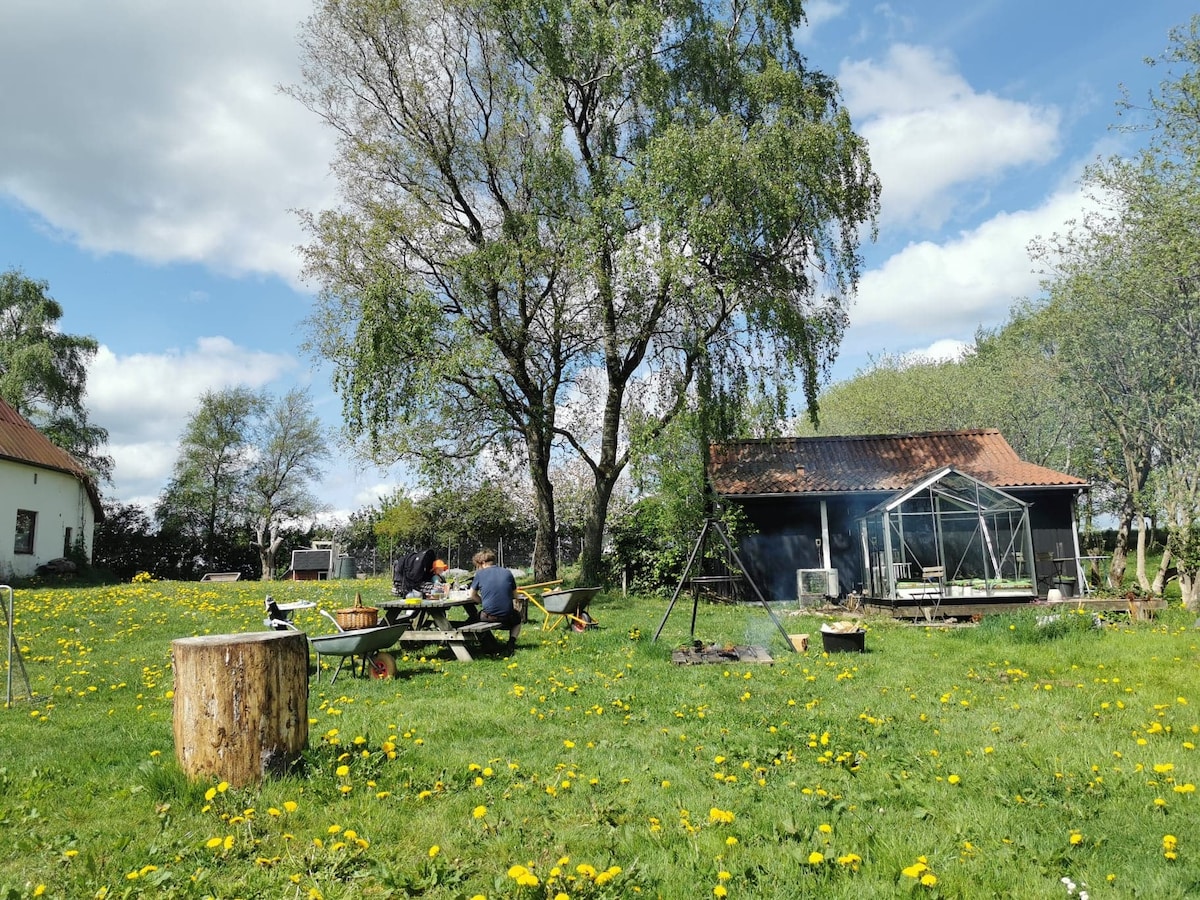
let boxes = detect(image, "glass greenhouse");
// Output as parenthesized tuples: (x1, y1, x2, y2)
(857, 467, 1037, 601)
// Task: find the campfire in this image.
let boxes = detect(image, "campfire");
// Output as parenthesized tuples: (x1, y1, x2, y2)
(671, 640, 773, 665)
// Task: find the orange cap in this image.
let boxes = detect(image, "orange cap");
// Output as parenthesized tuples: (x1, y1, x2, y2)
(432, 559, 448, 572)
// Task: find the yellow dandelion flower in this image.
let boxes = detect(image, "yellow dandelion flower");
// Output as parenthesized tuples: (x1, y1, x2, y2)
(713, 886, 728, 898)
(336, 764, 350, 777)
(429, 845, 441, 858)
(808, 851, 824, 864)
(473, 805, 488, 819)
(283, 800, 298, 813)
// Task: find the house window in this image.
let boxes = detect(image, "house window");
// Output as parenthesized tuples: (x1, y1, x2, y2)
(64, 527, 74, 557)
(14, 510, 36, 555)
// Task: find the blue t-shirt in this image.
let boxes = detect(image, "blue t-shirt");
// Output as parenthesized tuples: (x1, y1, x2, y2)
(471, 565, 517, 617)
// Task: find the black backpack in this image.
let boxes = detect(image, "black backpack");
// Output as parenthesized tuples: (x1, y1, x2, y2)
(392, 549, 437, 595)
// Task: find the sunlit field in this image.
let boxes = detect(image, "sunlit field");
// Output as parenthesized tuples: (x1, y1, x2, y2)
(1, 578, 1198, 898)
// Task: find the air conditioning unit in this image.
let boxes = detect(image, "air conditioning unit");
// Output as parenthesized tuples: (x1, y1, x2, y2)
(797, 568, 839, 607)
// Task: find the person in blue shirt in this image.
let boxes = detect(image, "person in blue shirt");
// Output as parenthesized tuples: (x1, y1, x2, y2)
(469, 548, 521, 650)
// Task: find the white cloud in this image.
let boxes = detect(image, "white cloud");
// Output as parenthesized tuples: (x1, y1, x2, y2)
(839, 44, 1061, 228)
(87, 339, 298, 502)
(848, 183, 1091, 336)
(903, 338, 972, 364)
(0, 0, 333, 286)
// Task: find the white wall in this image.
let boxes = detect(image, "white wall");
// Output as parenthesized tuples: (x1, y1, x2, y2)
(0, 460, 96, 580)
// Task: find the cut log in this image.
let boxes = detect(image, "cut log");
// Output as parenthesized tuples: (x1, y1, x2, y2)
(172, 631, 309, 787)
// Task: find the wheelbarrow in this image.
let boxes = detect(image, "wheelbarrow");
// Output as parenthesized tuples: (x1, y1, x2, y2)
(307, 623, 409, 682)
(529, 587, 601, 631)
(262, 602, 412, 686)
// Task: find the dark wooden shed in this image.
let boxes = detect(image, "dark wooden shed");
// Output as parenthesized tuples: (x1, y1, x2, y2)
(708, 430, 1089, 614)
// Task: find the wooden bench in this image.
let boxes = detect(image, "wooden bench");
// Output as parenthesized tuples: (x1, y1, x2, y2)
(397, 619, 504, 661)
(458, 620, 504, 633)
(200, 572, 241, 582)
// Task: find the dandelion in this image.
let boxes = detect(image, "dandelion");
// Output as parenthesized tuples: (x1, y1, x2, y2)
(336, 764, 350, 777)
(1163, 834, 1178, 860)
(428, 845, 441, 858)
(473, 805, 488, 819)
(948, 774, 961, 785)
(713, 887, 728, 898)
(808, 850, 824, 865)
(708, 807, 735, 825)
(1069, 830, 1083, 846)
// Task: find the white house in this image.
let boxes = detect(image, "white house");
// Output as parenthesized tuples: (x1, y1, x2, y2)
(0, 397, 103, 580)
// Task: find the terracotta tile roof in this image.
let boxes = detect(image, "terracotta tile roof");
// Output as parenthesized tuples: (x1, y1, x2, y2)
(709, 429, 1088, 496)
(0, 396, 104, 516)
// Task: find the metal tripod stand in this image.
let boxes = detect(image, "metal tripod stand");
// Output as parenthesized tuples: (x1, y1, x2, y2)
(652, 518, 795, 651)
(3, 585, 32, 705)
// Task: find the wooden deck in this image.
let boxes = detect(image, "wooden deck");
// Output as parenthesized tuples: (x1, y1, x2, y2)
(864, 596, 1166, 621)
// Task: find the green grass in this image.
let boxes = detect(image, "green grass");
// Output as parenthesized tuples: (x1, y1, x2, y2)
(1, 578, 1198, 898)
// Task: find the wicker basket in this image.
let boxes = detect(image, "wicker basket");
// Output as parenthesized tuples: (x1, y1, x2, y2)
(335, 593, 378, 631)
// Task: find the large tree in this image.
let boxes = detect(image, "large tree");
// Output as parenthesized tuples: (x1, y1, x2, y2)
(294, 0, 878, 583)
(157, 387, 263, 572)
(802, 304, 1083, 475)
(158, 387, 331, 579)
(246, 389, 330, 580)
(1031, 16, 1200, 605)
(0, 269, 112, 481)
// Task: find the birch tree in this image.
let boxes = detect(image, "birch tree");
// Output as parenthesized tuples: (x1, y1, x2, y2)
(293, 0, 879, 582)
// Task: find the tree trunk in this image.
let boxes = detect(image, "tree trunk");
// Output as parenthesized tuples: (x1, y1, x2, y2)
(1107, 500, 1135, 590)
(172, 631, 309, 787)
(579, 472, 617, 586)
(1180, 570, 1200, 612)
(1152, 546, 1172, 597)
(1135, 515, 1151, 592)
(529, 463, 558, 582)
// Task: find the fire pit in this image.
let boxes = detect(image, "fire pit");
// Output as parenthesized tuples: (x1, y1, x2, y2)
(671, 641, 774, 665)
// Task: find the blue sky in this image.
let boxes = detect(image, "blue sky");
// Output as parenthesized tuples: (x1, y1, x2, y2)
(1, 1, 1195, 518)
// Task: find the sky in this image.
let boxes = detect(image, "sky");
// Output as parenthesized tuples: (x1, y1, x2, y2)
(1, 0, 1195, 520)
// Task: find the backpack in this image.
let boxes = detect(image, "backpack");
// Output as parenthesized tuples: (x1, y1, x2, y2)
(392, 549, 437, 595)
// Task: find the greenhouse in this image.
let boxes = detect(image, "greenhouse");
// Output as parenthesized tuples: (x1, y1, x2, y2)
(857, 466, 1036, 602)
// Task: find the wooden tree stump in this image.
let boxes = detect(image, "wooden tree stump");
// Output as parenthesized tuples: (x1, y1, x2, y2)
(172, 631, 309, 787)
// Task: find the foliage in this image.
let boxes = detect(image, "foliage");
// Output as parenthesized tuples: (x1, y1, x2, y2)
(800, 304, 1084, 476)
(0, 268, 113, 481)
(1029, 14, 1200, 607)
(92, 501, 160, 581)
(1, 578, 1197, 899)
(155, 388, 329, 579)
(246, 389, 331, 580)
(156, 387, 263, 572)
(293, 0, 879, 584)
(344, 476, 536, 573)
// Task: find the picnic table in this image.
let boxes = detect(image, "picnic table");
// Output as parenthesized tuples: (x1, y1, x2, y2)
(377, 594, 503, 661)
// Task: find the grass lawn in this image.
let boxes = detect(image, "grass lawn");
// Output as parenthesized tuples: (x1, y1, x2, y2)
(1, 578, 1198, 898)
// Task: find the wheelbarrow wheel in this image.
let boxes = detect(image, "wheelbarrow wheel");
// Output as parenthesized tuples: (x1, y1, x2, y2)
(368, 652, 397, 679)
